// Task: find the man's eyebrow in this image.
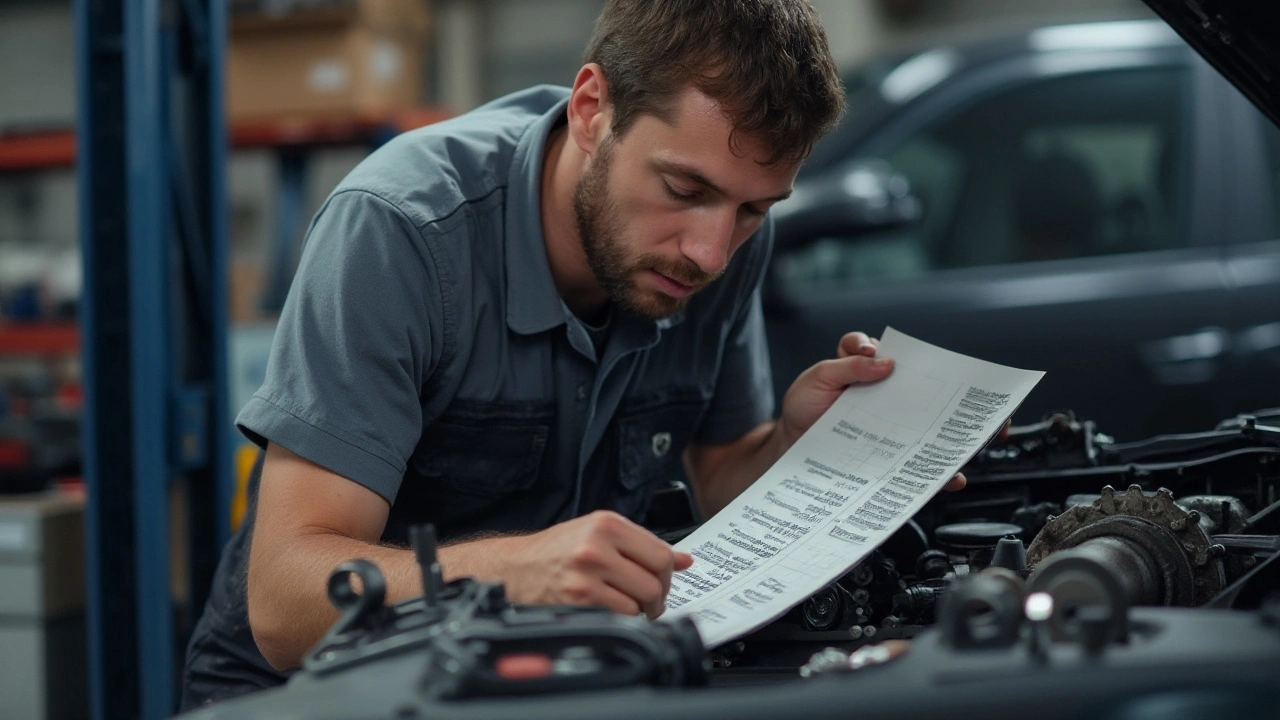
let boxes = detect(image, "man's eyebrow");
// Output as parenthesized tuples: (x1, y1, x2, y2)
(652, 158, 792, 204)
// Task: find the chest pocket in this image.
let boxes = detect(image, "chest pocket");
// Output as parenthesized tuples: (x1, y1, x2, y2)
(402, 399, 553, 539)
(616, 387, 709, 501)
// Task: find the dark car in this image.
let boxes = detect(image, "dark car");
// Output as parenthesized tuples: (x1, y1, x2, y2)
(766, 16, 1280, 442)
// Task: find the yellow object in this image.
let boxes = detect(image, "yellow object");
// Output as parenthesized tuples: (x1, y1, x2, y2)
(231, 444, 258, 532)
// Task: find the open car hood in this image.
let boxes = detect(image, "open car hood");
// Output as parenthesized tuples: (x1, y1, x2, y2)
(1143, 0, 1280, 127)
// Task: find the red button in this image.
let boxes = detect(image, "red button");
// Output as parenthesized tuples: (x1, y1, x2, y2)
(494, 652, 554, 680)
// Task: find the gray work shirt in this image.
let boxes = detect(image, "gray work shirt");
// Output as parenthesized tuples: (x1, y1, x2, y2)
(236, 85, 776, 543)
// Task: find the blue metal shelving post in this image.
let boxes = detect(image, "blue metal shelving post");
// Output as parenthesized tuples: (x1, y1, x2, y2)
(77, 0, 229, 717)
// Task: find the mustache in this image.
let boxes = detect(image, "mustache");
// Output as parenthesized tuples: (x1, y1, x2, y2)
(647, 256, 722, 288)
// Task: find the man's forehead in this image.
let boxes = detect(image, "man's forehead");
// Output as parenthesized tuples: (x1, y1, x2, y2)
(640, 88, 799, 175)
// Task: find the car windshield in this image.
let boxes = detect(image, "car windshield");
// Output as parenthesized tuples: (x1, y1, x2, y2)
(846, 47, 960, 109)
(841, 52, 913, 117)
(805, 49, 952, 174)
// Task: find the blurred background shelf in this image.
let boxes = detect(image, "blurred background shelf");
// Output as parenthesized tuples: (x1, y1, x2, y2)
(0, 106, 454, 172)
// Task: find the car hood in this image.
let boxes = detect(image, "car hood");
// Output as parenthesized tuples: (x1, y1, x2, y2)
(1143, 0, 1280, 127)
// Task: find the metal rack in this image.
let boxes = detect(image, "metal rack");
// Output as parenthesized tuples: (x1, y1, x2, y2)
(76, 1, 230, 718)
(64, 3, 453, 715)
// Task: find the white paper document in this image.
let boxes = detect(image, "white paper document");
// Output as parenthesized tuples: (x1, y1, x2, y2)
(662, 327, 1044, 648)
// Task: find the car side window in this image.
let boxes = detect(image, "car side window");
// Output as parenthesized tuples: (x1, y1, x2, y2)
(775, 67, 1191, 291)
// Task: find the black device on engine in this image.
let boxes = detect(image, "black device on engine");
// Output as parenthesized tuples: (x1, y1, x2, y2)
(302, 524, 709, 700)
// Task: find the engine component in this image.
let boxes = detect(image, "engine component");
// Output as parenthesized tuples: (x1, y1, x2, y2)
(801, 585, 849, 631)
(935, 521, 1025, 571)
(1025, 548, 1131, 644)
(914, 549, 952, 580)
(1178, 495, 1251, 533)
(936, 570, 1025, 649)
(797, 641, 909, 677)
(967, 412, 1113, 471)
(990, 536, 1028, 573)
(891, 580, 943, 622)
(1027, 484, 1227, 606)
(1011, 501, 1063, 541)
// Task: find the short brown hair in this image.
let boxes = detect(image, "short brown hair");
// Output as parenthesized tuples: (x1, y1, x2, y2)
(584, 0, 844, 166)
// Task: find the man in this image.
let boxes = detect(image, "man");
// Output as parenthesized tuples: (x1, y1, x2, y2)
(182, 0, 962, 707)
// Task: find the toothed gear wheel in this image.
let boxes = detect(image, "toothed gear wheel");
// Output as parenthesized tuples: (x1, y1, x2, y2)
(1026, 484, 1226, 606)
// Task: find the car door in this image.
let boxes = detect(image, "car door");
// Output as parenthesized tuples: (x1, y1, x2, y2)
(765, 47, 1236, 442)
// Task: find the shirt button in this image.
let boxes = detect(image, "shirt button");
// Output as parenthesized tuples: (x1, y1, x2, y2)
(576, 384, 587, 401)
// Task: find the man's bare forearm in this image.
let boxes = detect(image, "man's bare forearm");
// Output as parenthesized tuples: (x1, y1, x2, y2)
(249, 532, 517, 670)
(688, 420, 793, 518)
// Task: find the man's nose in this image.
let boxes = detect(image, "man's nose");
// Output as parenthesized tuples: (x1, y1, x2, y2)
(681, 209, 738, 276)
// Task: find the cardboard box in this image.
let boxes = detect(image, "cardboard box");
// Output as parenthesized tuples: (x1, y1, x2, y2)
(227, 0, 432, 121)
(0, 493, 87, 720)
(0, 492, 84, 618)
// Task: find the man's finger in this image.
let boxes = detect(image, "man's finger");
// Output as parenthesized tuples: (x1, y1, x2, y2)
(608, 515, 682, 577)
(589, 581, 643, 617)
(837, 332, 878, 359)
(812, 355, 894, 390)
(608, 516, 694, 607)
(662, 552, 694, 599)
(944, 472, 966, 492)
(600, 554, 666, 619)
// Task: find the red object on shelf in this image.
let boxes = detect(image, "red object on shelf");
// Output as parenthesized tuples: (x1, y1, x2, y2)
(0, 323, 79, 356)
(0, 131, 76, 171)
(0, 107, 453, 171)
(54, 382, 83, 411)
(0, 439, 30, 469)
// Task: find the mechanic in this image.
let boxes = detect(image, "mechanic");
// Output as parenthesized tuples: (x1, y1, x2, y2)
(181, 0, 965, 708)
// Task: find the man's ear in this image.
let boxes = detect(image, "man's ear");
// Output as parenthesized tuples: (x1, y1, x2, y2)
(567, 63, 612, 155)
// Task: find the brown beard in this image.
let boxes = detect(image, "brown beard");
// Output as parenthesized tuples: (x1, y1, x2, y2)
(572, 138, 720, 320)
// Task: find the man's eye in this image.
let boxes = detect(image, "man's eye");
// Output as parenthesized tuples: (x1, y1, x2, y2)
(663, 181, 698, 202)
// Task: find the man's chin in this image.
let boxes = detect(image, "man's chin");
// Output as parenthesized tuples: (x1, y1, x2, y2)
(618, 289, 690, 321)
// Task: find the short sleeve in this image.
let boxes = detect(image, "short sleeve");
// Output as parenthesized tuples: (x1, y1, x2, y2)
(235, 189, 444, 503)
(693, 220, 776, 445)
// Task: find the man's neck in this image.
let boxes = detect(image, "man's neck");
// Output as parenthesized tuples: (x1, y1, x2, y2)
(540, 123, 609, 321)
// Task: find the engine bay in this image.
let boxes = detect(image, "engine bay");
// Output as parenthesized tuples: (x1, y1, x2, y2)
(178, 411, 1280, 720)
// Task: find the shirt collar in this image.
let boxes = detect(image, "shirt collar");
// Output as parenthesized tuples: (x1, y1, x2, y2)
(505, 94, 571, 335)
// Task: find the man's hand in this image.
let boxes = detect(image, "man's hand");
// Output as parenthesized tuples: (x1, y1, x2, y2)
(685, 331, 1008, 517)
(777, 331, 890, 445)
(495, 511, 693, 619)
(778, 331, 975, 492)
